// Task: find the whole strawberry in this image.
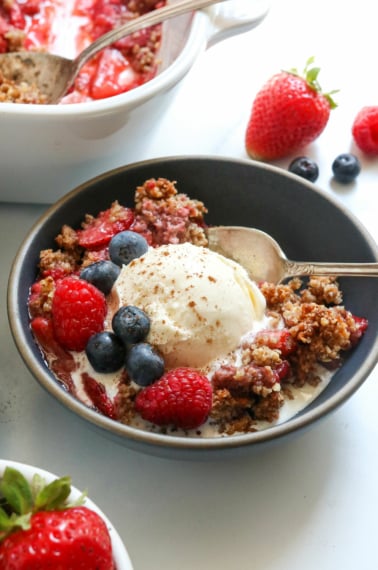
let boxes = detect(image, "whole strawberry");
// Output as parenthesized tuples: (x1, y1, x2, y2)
(51, 276, 106, 351)
(352, 106, 378, 155)
(245, 57, 337, 161)
(135, 367, 213, 430)
(0, 467, 114, 570)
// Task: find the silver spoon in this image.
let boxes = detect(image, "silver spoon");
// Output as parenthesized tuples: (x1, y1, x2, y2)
(207, 225, 378, 284)
(0, 0, 227, 104)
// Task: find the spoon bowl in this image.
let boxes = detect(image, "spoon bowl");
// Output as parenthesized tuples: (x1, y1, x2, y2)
(207, 225, 378, 283)
(0, 0, 227, 104)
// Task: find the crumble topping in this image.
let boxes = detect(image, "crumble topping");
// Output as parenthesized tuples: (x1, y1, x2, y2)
(0, 70, 48, 104)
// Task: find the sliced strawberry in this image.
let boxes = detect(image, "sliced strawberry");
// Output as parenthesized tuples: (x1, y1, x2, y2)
(19, 0, 42, 16)
(0, 32, 7, 54)
(82, 372, 116, 419)
(82, 246, 110, 265)
(77, 203, 134, 249)
(31, 316, 72, 362)
(72, 60, 98, 99)
(322, 358, 342, 371)
(21, 0, 53, 50)
(8, 3, 25, 29)
(89, 49, 140, 100)
(40, 267, 73, 281)
(349, 315, 368, 346)
(30, 317, 76, 393)
(274, 359, 291, 381)
(254, 329, 297, 357)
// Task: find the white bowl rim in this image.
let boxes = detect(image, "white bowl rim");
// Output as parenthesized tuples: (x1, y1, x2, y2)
(7, 155, 378, 453)
(0, 459, 133, 569)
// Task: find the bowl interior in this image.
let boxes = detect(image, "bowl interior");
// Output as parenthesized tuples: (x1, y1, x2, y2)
(8, 156, 378, 455)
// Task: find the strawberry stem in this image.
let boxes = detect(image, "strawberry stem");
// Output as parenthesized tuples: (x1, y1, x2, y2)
(0, 467, 86, 542)
(33, 475, 72, 511)
(0, 468, 33, 515)
(287, 56, 338, 109)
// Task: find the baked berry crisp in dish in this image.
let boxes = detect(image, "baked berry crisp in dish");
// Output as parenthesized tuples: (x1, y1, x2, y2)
(0, 0, 164, 103)
(28, 178, 368, 437)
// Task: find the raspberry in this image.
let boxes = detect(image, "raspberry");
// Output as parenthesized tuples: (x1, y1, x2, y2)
(135, 367, 213, 430)
(51, 276, 106, 351)
(352, 106, 378, 155)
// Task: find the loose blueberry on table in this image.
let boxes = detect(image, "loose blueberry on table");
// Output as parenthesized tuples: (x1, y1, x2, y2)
(288, 156, 319, 182)
(332, 153, 361, 184)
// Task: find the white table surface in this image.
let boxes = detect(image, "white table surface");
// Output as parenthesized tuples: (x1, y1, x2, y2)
(1, 0, 377, 568)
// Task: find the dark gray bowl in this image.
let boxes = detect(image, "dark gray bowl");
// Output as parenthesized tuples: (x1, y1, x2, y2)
(7, 156, 378, 459)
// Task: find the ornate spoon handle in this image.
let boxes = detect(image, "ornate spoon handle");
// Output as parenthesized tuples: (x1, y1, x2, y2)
(284, 260, 378, 279)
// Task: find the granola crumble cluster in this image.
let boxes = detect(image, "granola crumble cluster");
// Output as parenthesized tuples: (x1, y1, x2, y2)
(209, 277, 364, 435)
(132, 177, 208, 247)
(0, 71, 47, 104)
(28, 178, 368, 437)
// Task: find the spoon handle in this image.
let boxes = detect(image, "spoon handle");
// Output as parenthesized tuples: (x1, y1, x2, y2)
(73, 0, 227, 72)
(285, 260, 378, 279)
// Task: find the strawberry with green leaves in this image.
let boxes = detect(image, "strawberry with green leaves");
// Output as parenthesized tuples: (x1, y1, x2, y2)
(0, 467, 114, 570)
(245, 57, 338, 161)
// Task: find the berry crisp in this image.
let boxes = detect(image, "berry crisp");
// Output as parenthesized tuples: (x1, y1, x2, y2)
(0, 0, 164, 103)
(28, 177, 368, 437)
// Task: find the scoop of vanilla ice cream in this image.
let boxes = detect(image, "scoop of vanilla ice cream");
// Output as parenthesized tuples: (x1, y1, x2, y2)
(113, 243, 266, 369)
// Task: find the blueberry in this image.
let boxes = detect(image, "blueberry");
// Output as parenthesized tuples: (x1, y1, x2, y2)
(80, 260, 120, 295)
(112, 305, 150, 345)
(109, 231, 148, 267)
(86, 331, 126, 373)
(288, 156, 319, 182)
(125, 343, 164, 386)
(332, 153, 361, 184)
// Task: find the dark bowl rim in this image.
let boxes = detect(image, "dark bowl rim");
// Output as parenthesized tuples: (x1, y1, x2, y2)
(7, 155, 378, 452)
